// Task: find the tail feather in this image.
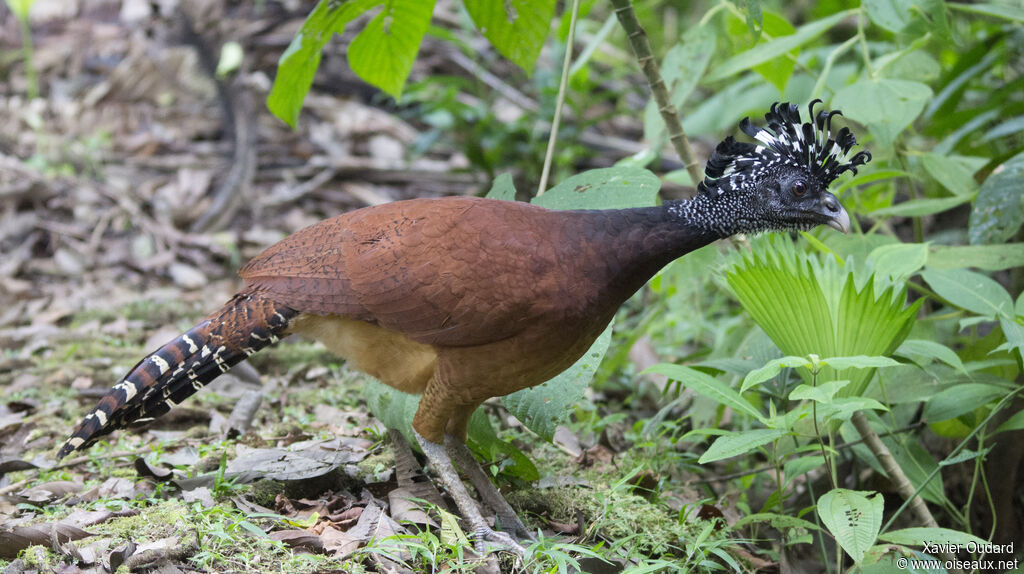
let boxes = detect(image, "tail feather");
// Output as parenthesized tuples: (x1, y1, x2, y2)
(58, 294, 298, 459)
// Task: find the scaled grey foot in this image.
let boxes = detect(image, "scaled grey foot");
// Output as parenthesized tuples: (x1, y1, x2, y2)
(414, 431, 526, 555)
(444, 435, 534, 541)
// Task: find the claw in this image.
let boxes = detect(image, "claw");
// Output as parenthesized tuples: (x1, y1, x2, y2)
(474, 526, 527, 556)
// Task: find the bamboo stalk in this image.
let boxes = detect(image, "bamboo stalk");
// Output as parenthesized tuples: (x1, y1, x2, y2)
(610, 0, 702, 184)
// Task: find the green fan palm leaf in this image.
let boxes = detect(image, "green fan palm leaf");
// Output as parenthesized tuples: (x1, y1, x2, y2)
(726, 235, 921, 398)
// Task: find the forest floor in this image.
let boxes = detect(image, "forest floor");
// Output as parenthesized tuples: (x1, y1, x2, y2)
(0, 1, 747, 573)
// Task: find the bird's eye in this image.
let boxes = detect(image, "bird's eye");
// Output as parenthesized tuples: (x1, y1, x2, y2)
(792, 181, 807, 196)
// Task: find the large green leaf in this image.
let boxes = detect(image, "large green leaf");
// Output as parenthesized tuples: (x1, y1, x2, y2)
(348, 0, 436, 99)
(872, 195, 973, 218)
(921, 153, 980, 196)
(821, 356, 901, 370)
(921, 268, 1014, 318)
(863, 0, 948, 35)
(705, 10, 851, 82)
(699, 428, 788, 464)
(867, 243, 928, 286)
(926, 244, 1024, 271)
(648, 364, 766, 424)
(896, 339, 967, 374)
(832, 79, 933, 146)
(267, 0, 382, 127)
(789, 380, 851, 404)
(486, 172, 517, 202)
(924, 383, 1008, 422)
(879, 527, 987, 547)
(466, 409, 538, 480)
(949, 2, 1024, 23)
(883, 437, 945, 504)
(532, 167, 661, 210)
(969, 151, 1024, 245)
(464, 0, 556, 75)
(722, 10, 796, 94)
(817, 489, 884, 564)
(741, 356, 810, 392)
(363, 376, 419, 441)
(502, 325, 611, 442)
(726, 236, 919, 399)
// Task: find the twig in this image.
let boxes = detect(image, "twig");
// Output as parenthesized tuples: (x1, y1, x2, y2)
(610, 0, 702, 184)
(182, 9, 257, 232)
(0, 479, 29, 496)
(448, 50, 539, 112)
(537, 0, 581, 196)
(50, 448, 152, 471)
(260, 167, 337, 207)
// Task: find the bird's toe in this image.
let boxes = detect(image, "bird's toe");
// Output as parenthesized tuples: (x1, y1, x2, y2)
(473, 527, 527, 556)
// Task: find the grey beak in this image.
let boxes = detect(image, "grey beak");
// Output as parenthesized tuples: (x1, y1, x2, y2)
(821, 192, 850, 234)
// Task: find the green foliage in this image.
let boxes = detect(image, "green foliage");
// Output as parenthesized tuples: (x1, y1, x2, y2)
(348, 0, 436, 98)
(698, 428, 787, 464)
(834, 79, 934, 147)
(705, 10, 852, 83)
(502, 325, 612, 442)
(268, 0, 557, 125)
(256, 0, 1023, 568)
(726, 236, 920, 399)
(530, 167, 661, 211)
(817, 489, 884, 564)
(464, 0, 557, 75)
(267, 0, 381, 127)
(648, 364, 766, 423)
(644, 26, 717, 143)
(969, 151, 1024, 244)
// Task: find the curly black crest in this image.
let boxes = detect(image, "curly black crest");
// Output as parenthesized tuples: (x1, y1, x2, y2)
(698, 100, 872, 197)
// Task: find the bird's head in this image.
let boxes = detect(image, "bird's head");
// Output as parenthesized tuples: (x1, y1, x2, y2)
(696, 100, 871, 235)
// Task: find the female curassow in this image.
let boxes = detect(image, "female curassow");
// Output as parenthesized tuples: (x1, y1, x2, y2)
(60, 101, 869, 552)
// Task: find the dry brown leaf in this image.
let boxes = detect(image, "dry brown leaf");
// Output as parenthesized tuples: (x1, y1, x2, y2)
(268, 529, 324, 553)
(0, 522, 93, 559)
(181, 487, 215, 508)
(20, 481, 82, 503)
(319, 524, 361, 558)
(387, 487, 438, 528)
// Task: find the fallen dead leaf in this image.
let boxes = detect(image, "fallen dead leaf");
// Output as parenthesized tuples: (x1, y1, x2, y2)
(269, 529, 324, 553)
(388, 486, 438, 528)
(0, 522, 93, 559)
(20, 481, 83, 503)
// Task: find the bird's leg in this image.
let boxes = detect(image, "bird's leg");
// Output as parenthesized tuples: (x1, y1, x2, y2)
(444, 435, 534, 541)
(414, 431, 526, 555)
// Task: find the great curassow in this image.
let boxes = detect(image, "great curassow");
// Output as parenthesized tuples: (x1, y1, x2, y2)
(59, 101, 869, 552)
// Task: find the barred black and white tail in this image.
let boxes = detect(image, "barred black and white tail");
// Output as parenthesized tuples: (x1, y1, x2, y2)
(57, 294, 298, 459)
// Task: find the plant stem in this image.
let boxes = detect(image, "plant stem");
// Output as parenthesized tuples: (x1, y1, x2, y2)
(537, 0, 580, 197)
(610, 0, 702, 184)
(857, 9, 874, 78)
(811, 370, 837, 490)
(853, 410, 962, 569)
(851, 410, 939, 526)
(18, 14, 38, 100)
